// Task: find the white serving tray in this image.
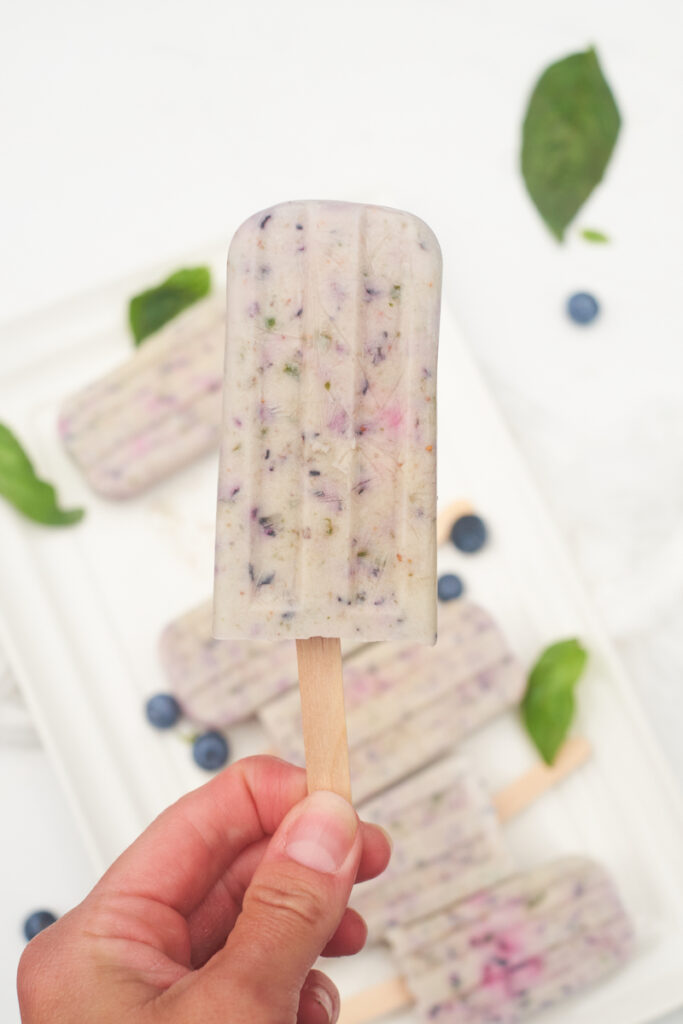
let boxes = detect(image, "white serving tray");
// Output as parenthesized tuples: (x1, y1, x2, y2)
(1, 248, 682, 1024)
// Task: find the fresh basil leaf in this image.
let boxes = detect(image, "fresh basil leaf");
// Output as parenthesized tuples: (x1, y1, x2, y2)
(521, 48, 621, 241)
(581, 228, 610, 243)
(0, 423, 84, 526)
(522, 639, 588, 764)
(129, 266, 212, 345)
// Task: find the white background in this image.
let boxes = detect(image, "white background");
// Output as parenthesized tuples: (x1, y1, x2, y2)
(1, 0, 682, 1021)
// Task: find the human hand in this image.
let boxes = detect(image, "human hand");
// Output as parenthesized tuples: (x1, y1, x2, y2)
(17, 755, 391, 1024)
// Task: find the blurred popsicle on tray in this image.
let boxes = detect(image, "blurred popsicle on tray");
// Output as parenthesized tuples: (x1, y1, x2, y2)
(160, 600, 363, 727)
(352, 754, 509, 944)
(391, 856, 633, 1024)
(260, 600, 525, 802)
(341, 856, 633, 1024)
(352, 737, 592, 943)
(59, 297, 224, 498)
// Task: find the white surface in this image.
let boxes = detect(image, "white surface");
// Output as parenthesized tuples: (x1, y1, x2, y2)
(2, 267, 683, 1023)
(0, 746, 97, 1022)
(2, 1, 683, 1022)
(0, 649, 38, 747)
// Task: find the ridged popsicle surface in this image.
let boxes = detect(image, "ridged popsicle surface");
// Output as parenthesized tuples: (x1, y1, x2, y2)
(59, 297, 224, 498)
(213, 201, 441, 642)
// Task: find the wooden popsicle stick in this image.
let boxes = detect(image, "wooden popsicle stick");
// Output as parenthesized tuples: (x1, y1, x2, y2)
(436, 498, 475, 546)
(339, 976, 412, 1024)
(337, 735, 592, 1024)
(296, 636, 352, 801)
(493, 735, 592, 822)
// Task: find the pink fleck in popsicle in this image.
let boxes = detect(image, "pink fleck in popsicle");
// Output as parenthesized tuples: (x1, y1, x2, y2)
(59, 296, 224, 498)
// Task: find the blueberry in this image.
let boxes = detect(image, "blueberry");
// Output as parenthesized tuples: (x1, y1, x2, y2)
(23, 910, 57, 941)
(567, 292, 599, 325)
(450, 514, 487, 554)
(145, 693, 181, 729)
(193, 731, 229, 771)
(437, 573, 464, 601)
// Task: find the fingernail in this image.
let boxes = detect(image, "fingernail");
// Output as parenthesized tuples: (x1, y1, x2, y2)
(310, 982, 336, 1023)
(285, 791, 358, 874)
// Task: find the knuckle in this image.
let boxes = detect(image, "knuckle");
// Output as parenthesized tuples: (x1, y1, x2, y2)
(245, 874, 326, 932)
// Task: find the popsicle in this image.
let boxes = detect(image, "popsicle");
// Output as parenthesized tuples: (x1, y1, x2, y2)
(159, 594, 504, 729)
(213, 201, 441, 795)
(340, 856, 633, 1024)
(260, 600, 525, 802)
(59, 295, 224, 498)
(352, 737, 591, 943)
(392, 857, 634, 1023)
(353, 754, 507, 943)
(160, 600, 362, 727)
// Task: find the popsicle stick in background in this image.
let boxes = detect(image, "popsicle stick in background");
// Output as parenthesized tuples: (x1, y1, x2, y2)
(338, 735, 592, 1024)
(296, 638, 351, 800)
(340, 977, 412, 1024)
(436, 499, 475, 546)
(493, 735, 592, 821)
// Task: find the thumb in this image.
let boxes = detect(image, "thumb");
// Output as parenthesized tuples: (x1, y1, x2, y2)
(191, 790, 361, 1021)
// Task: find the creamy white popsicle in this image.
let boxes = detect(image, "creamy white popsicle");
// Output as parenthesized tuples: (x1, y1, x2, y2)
(352, 755, 510, 942)
(259, 601, 525, 801)
(389, 858, 633, 1024)
(160, 600, 363, 726)
(159, 602, 298, 725)
(59, 297, 224, 498)
(213, 200, 441, 643)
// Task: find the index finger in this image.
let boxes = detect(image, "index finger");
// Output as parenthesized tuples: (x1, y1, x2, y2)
(97, 756, 308, 916)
